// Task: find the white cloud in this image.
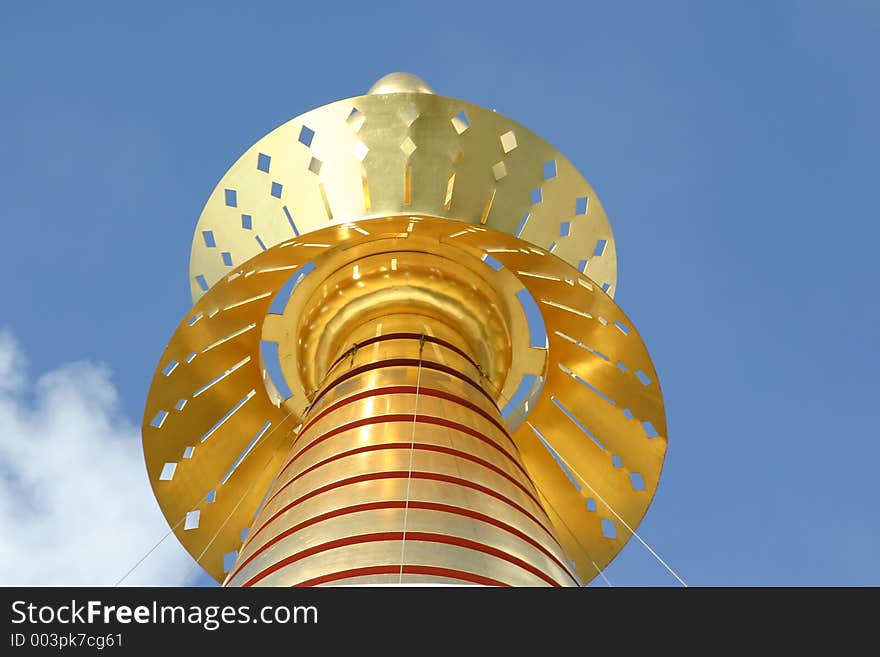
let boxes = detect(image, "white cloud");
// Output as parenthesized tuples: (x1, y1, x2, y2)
(0, 329, 195, 585)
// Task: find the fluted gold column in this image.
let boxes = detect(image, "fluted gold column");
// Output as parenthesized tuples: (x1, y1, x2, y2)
(225, 316, 578, 587)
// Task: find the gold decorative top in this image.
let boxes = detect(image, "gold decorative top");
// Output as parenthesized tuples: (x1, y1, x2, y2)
(188, 80, 618, 302)
(367, 72, 436, 95)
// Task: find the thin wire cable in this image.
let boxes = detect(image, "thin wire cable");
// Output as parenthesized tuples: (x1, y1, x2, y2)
(398, 335, 426, 583)
(185, 419, 297, 587)
(527, 421, 687, 587)
(115, 409, 297, 587)
(477, 371, 616, 587)
(535, 487, 611, 587)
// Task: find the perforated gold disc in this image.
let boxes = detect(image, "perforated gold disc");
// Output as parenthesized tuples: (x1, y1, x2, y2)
(145, 216, 665, 583)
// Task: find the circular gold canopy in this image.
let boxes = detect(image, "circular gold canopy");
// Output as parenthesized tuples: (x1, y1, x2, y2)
(188, 88, 618, 303)
(147, 216, 664, 584)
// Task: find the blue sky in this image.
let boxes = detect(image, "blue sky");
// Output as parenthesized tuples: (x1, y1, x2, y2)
(1, 1, 877, 586)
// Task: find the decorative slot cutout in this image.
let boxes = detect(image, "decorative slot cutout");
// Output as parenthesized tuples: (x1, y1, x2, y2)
(282, 206, 300, 236)
(601, 519, 617, 539)
(224, 189, 237, 207)
(241, 214, 252, 230)
(575, 196, 588, 215)
(500, 130, 517, 153)
(198, 390, 256, 443)
(257, 153, 270, 173)
(451, 111, 470, 134)
(159, 463, 176, 481)
(593, 239, 607, 257)
(630, 472, 646, 491)
(353, 140, 369, 161)
(202, 231, 216, 248)
(635, 370, 651, 386)
(150, 410, 169, 429)
(222, 420, 272, 484)
(551, 396, 606, 451)
(642, 420, 659, 438)
(271, 182, 283, 198)
(543, 160, 557, 180)
(529, 424, 581, 492)
(346, 107, 365, 132)
(558, 364, 616, 406)
(481, 254, 504, 271)
(184, 510, 200, 531)
(298, 125, 315, 147)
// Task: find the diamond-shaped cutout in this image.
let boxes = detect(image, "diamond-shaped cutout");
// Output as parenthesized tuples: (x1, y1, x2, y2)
(308, 157, 322, 175)
(346, 107, 365, 133)
(575, 196, 588, 215)
(398, 103, 419, 126)
(400, 137, 416, 157)
(353, 141, 369, 161)
(500, 130, 517, 153)
(298, 125, 315, 147)
(451, 111, 470, 134)
(492, 161, 507, 181)
(184, 510, 200, 531)
(257, 153, 271, 173)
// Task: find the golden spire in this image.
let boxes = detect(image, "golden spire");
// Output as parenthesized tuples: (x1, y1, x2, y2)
(143, 74, 667, 586)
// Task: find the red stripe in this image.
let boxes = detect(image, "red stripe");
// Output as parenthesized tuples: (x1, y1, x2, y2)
(277, 413, 521, 493)
(301, 385, 509, 440)
(294, 565, 509, 588)
(326, 333, 481, 372)
(244, 470, 559, 553)
(228, 499, 578, 584)
(264, 440, 540, 518)
(288, 413, 518, 472)
(240, 531, 563, 587)
(309, 358, 496, 409)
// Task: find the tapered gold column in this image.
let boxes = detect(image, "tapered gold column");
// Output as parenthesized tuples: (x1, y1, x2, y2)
(225, 317, 578, 586)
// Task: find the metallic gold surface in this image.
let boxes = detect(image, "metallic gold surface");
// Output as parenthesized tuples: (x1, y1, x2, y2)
(224, 323, 577, 586)
(143, 215, 666, 584)
(188, 88, 618, 302)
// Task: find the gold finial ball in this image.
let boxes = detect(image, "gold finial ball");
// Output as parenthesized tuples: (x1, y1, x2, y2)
(367, 72, 435, 95)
